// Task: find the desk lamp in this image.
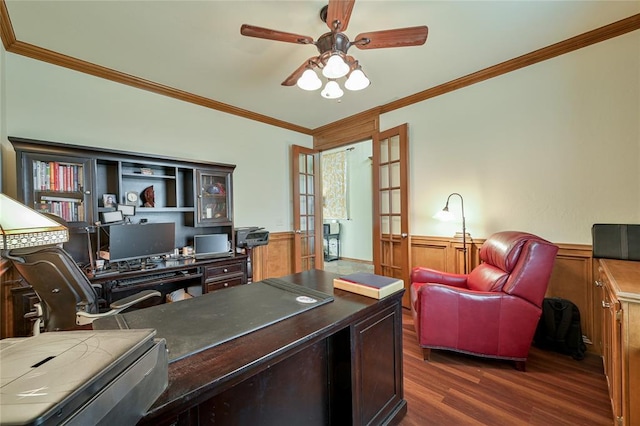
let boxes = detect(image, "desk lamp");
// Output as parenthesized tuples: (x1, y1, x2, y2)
(434, 192, 468, 274)
(0, 193, 68, 253)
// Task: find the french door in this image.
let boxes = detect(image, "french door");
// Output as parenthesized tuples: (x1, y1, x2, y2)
(291, 123, 411, 303)
(373, 125, 412, 307)
(291, 145, 323, 272)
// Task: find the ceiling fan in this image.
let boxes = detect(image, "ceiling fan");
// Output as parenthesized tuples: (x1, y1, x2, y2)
(240, 0, 428, 99)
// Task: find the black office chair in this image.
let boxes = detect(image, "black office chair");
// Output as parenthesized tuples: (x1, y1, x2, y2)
(7, 245, 160, 334)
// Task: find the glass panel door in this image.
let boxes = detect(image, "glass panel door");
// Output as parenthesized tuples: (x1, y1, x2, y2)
(374, 125, 411, 307)
(292, 145, 322, 272)
(195, 169, 232, 226)
(23, 153, 94, 225)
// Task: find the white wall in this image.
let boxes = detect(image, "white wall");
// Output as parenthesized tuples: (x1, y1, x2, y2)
(323, 141, 373, 262)
(382, 31, 640, 245)
(2, 31, 638, 246)
(0, 52, 313, 233)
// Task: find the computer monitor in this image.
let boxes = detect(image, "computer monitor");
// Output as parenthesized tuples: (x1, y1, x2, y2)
(193, 234, 231, 259)
(108, 222, 175, 263)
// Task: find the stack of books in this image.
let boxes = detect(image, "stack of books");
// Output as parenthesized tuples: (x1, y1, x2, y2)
(333, 272, 404, 299)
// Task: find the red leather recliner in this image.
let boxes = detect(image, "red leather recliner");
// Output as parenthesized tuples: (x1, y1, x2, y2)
(410, 231, 558, 370)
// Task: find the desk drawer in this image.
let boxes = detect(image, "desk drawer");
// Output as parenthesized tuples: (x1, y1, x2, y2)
(206, 276, 244, 292)
(204, 263, 244, 280)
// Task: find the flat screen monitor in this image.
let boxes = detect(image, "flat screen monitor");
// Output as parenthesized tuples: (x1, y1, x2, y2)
(194, 234, 231, 259)
(108, 222, 175, 263)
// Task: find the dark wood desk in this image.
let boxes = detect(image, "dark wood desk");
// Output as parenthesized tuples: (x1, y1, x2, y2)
(94, 270, 406, 425)
(8, 255, 248, 337)
(90, 254, 248, 305)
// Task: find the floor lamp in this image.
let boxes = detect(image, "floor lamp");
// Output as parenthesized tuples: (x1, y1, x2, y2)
(434, 192, 467, 274)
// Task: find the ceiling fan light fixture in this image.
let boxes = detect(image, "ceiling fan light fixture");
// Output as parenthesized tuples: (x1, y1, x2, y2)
(321, 80, 343, 99)
(322, 54, 350, 79)
(344, 68, 370, 91)
(296, 69, 322, 91)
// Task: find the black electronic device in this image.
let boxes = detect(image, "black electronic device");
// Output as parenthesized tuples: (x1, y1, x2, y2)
(101, 210, 124, 224)
(108, 222, 175, 263)
(117, 204, 136, 217)
(193, 234, 232, 259)
(236, 227, 269, 248)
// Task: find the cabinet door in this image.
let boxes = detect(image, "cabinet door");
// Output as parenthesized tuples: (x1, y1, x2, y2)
(19, 152, 94, 225)
(351, 302, 404, 425)
(601, 277, 623, 423)
(195, 169, 232, 226)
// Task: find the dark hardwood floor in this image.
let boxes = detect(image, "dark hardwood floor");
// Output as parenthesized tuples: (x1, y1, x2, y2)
(399, 308, 613, 425)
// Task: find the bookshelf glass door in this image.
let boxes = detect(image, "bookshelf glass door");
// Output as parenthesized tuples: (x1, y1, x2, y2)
(195, 169, 232, 226)
(22, 153, 94, 225)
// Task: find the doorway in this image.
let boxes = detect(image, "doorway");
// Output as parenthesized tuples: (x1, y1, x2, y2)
(321, 139, 373, 275)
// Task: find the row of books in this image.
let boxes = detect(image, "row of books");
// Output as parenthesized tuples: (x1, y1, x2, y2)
(32, 160, 84, 193)
(333, 272, 404, 299)
(36, 200, 85, 222)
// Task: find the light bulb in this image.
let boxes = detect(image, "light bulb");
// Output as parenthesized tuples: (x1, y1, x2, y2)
(433, 208, 455, 221)
(344, 68, 370, 91)
(322, 54, 350, 79)
(321, 80, 344, 99)
(296, 69, 322, 91)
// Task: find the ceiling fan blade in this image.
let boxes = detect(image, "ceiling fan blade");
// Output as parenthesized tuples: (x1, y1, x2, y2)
(281, 57, 320, 86)
(326, 0, 356, 32)
(353, 26, 428, 49)
(241, 24, 314, 45)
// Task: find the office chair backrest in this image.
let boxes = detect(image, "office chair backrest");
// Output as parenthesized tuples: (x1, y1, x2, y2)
(9, 246, 99, 331)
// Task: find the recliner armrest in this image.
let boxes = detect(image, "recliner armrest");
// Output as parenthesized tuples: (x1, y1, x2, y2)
(411, 267, 468, 288)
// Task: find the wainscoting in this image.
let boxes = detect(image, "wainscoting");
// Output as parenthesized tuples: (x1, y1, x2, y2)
(252, 232, 600, 355)
(2, 232, 598, 353)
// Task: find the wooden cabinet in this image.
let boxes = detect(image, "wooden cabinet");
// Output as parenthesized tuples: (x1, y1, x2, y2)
(597, 259, 640, 426)
(195, 168, 232, 227)
(10, 136, 236, 249)
(6, 136, 248, 337)
(203, 257, 247, 292)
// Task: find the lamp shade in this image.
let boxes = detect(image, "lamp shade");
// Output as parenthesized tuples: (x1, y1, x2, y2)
(296, 69, 322, 91)
(0, 193, 68, 250)
(321, 80, 344, 99)
(433, 209, 455, 222)
(322, 54, 350, 79)
(344, 68, 370, 91)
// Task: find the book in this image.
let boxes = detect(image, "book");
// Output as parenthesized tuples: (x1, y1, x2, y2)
(333, 272, 404, 299)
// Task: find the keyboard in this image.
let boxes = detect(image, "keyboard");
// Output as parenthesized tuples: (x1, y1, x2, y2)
(116, 271, 180, 287)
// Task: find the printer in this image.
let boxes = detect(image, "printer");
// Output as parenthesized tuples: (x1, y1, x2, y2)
(0, 329, 167, 426)
(236, 227, 269, 248)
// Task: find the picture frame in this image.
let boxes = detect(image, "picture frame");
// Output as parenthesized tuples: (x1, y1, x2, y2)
(102, 193, 117, 207)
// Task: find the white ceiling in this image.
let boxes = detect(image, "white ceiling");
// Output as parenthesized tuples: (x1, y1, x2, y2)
(5, 1, 639, 130)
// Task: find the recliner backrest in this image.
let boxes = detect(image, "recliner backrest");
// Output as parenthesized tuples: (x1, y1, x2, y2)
(466, 231, 557, 296)
(502, 238, 559, 307)
(10, 246, 99, 331)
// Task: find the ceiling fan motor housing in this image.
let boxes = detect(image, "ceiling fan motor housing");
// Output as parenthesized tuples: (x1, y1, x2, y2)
(316, 32, 351, 56)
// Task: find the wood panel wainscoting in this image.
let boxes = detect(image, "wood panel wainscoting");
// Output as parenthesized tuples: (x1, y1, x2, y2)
(255, 233, 600, 356)
(3, 232, 600, 358)
(251, 231, 296, 282)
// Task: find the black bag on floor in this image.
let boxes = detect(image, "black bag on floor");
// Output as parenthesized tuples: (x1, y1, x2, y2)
(534, 298, 586, 360)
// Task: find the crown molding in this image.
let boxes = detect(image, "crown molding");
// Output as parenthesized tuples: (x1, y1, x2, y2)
(0, 2, 637, 137)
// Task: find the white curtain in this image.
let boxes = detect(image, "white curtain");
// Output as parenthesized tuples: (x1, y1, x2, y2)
(322, 150, 348, 220)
